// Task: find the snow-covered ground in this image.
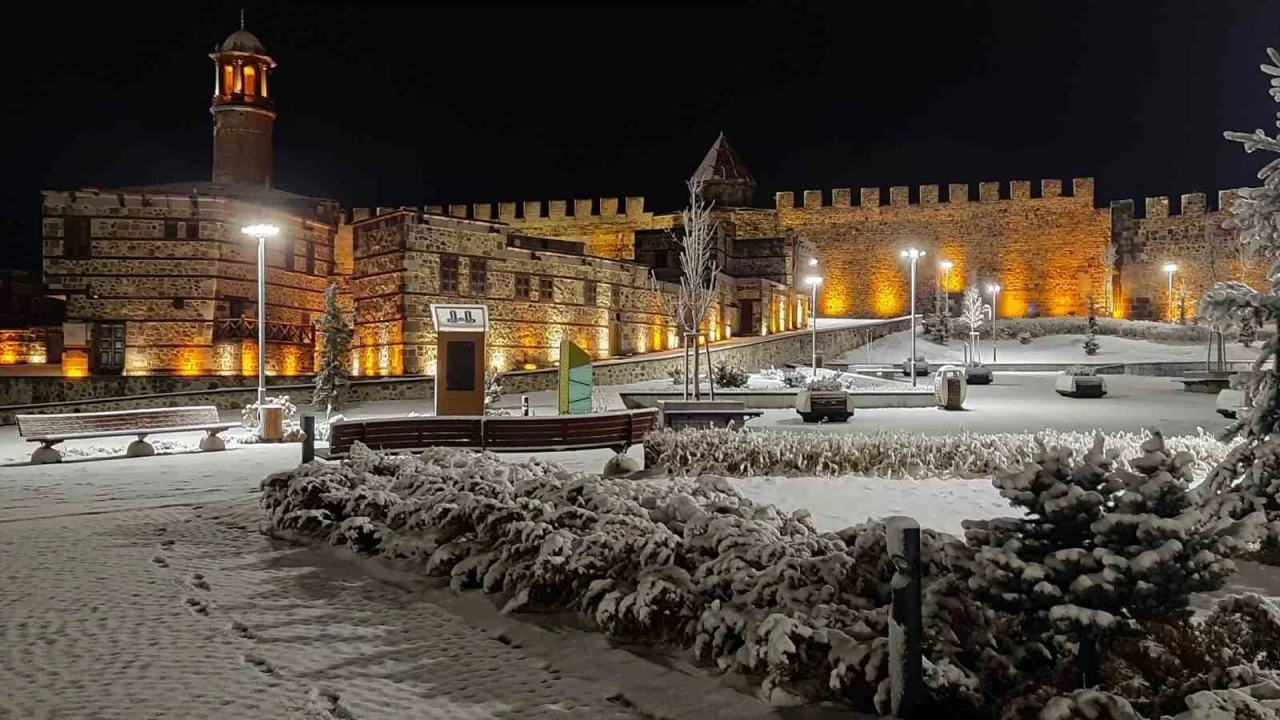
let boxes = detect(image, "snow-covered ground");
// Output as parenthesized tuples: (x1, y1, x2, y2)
(839, 328, 1260, 365)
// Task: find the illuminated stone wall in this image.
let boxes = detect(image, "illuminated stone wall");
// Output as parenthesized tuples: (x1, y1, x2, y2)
(0, 329, 48, 365)
(351, 210, 688, 376)
(353, 197, 673, 262)
(41, 188, 338, 376)
(1109, 191, 1268, 321)
(728, 179, 1111, 319)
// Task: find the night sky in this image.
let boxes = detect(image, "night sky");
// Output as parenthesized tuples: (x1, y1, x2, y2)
(3, 1, 1277, 270)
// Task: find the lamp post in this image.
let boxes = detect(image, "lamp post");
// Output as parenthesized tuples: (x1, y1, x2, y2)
(985, 283, 1001, 363)
(1163, 263, 1178, 323)
(805, 272, 823, 374)
(241, 223, 280, 404)
(901, 248, 926, 386)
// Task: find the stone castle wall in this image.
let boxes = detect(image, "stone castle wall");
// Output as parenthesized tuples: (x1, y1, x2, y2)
(353, 197, 673, 261)
(736, 179, 1110, 319)
(41, 189, 338, 375)
(1109, 191, 1266, 321)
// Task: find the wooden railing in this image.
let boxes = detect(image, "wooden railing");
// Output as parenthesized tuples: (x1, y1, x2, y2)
(214, 318, 315, 345)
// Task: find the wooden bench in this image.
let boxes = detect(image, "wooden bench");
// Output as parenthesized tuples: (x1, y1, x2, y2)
(16, 406, 240, 464)
(1178, 371, 1233, 394)
(326, 408, 659, 458)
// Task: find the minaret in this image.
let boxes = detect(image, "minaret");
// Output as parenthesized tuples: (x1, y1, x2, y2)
(209, 14, 277, 188)
(692, 133, 757, 207)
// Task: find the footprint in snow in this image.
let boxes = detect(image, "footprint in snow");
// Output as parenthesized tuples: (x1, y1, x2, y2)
(151, 555, 168, 568)
(243, 653, 277, 676)
(312, 688, 356, 719)
(158, 538, 175, 547)
(231, 620, 257, 640)
(189, 573, 210, 591)
(184, 597, 209, 616)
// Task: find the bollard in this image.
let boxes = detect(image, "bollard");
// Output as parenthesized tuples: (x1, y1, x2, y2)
(521, 395, 530, 416)
(885, 516, 923, 718)
(302, 415, 315, 463)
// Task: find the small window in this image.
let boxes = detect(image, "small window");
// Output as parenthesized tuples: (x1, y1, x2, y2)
(469, 260, 487, 295)
(515, 274, 531, 300)
(539, 277, 555, 302)
(186, 221, 200, 240)
(440, 255, 459, 294)
(222, 64, 234, 96)
(306, 241, 316, 275)
(229, 298, 247, 318)
(64, 217, 91, 258)
(584, 281, 597, 307)
(243, 65, 257, 96)
(164, 220, 179, 238)
(284, 241, 295, 271)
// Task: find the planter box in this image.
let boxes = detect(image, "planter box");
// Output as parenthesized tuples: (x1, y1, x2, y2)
(658, 400, 760, 430)
(1216, 388, 1247, 419)
(965, 365, 993, 385)
(795, 389, 853, 423)
(901, 360, 930, 377)
(1055, 375, 1107, 398)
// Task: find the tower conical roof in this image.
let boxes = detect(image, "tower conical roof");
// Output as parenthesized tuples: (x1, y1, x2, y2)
(692, 133, 754, 185)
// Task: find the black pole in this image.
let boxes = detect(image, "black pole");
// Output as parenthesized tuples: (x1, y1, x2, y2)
(302, 415, 315, 463)
(887, 516, 923, 718)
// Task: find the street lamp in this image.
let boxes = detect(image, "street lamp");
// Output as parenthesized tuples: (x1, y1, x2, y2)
(1163, 263, 1179, 323)
(901, 248, 926, 386)
(985, 283, 1001, 362)
(805, 273, 823, 374)
(939, 260, 954, 290)
(241, 223, 280, 404)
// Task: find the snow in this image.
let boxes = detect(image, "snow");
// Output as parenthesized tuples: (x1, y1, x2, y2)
(840, 328, 1260, 366)
(728, 474, 1014, 536)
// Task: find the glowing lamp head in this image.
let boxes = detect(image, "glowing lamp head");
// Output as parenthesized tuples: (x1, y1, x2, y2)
(939, 260, 954, 271)
(241, 223, 280, 238)
(807, 257, 819, 266)
(900, 247, 925, 260)
(1163, 263, 1178, 274)
(804, 275, 823, 286)
(986, 283, 1001, 294)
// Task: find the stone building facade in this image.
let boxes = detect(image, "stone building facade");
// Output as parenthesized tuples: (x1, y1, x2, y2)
(32, 23, 1263, 380)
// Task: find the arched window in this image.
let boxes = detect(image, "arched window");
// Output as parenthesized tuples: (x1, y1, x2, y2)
(222, 64, 234, 97)
(243, 65, 257, 96)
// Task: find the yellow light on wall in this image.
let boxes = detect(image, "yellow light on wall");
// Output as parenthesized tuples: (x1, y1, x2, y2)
(178, 347, 203, 377)
(62, 351, 89, 378)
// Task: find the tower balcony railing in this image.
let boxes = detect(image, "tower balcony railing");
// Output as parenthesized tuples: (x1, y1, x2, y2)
(214, 317, 314, 345)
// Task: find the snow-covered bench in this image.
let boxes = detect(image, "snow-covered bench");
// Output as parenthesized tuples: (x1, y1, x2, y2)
(325, 408, 660, 458)
(16, 406, 239, 464)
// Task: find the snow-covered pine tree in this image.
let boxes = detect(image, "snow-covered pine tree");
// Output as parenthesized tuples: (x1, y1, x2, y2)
(1084, 294, 1101, 355)
(1240, 313, 1258, 347)
(1196, 46, 1280, 552)
(312, 284, 352, 417)
(961, 432, 1250, 690)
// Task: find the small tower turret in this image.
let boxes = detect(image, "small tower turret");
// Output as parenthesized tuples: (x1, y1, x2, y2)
(209, 14, 277, 188)
(692, 133, 756, 207)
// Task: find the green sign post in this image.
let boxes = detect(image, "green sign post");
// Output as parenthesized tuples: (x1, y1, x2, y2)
(557, 340, 593, 414)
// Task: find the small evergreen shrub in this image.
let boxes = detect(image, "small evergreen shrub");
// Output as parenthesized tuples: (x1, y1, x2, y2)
(711, 362, 748, 389)
(1065, 365, 1097, 376)
(1018, 332, 1032, 345)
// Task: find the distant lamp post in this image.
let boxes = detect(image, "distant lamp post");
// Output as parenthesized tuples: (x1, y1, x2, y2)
(985, 283, 1001, 363)
(1163, 263, 1179, 322)
(901, 248, 926, 386)
(241, 223, 280, 404)
(805, 273, 823, 373)
(938, 260, 954, 290)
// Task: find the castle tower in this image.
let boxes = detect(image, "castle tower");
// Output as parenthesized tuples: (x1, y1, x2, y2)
(692, 133, 756, 207)
(209, 17, 277, 187)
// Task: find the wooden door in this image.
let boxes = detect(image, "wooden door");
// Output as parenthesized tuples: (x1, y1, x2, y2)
(94, 322, 126, 374)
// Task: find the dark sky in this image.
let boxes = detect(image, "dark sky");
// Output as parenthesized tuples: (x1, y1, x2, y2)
(4, 1, 1278, 270)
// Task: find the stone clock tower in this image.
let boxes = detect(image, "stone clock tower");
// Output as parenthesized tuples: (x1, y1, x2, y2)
(209, 18, 277, 188)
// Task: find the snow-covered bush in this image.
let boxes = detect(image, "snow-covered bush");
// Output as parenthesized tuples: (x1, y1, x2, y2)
(483, 371, 509, 416)
(806, 376, 844, 392)
(712, 362, 748, 389)
(1018, 332, 1032, 345)
(643, 427, 1234, 480)
(1064, 365, 1097, 377)
(957, 431, 1263, 711)
(1084, 297, 1101, 355)
(259, 446, 986, 714)
(669, 366, 685, 387)
(239, 394, 306, 442)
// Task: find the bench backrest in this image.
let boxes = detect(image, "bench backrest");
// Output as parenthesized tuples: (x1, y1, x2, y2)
(328, 408, 659, 456)
(17, 405, 223, 438)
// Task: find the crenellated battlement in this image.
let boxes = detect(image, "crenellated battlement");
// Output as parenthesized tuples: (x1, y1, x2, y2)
(1107, 189, 1240, 219)
(774, 178, 1096, 210)
(345, 197, 651, 226)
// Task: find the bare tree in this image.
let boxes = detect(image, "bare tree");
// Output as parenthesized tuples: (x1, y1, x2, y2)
(652, 177, 721, 399)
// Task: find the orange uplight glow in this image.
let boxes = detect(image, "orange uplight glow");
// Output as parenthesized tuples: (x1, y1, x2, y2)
(0, 347, 17, 365)
(178, 348, 203, 376)
(241, 342, 258, 376)
(281, 346, 302, 376)
(62, 351, 89, 378)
